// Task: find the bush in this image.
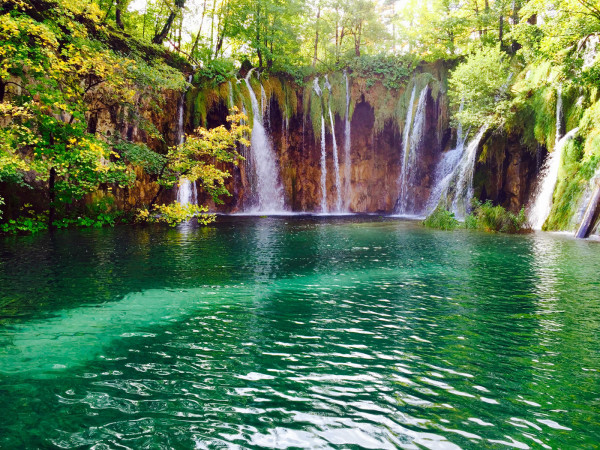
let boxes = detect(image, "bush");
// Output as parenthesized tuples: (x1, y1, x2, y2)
(423, 206, 460, 230)
(136, 202, 215, 227)
(465, 200, 531, 233)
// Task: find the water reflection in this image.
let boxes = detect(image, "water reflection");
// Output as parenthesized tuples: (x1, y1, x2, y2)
(0, 218, 599, 448)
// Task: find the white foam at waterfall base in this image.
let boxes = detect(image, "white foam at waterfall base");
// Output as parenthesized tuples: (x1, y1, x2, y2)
(243, 70, 286, 213)
(343, 71, 352, 211)
(528, 127, 579, 230)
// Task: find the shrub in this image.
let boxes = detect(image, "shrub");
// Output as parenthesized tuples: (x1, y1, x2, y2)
(423, 206, 460, 230)
(136, 202, 215, 227)
(465, 200, 531, 233)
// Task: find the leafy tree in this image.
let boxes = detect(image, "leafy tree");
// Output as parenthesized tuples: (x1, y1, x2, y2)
(449, 46, 513, 129)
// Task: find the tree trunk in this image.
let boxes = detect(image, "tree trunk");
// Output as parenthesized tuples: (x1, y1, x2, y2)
(153, 12, 177, 44)
(115, 0, 125, 30)
(48, 166, 56, 231)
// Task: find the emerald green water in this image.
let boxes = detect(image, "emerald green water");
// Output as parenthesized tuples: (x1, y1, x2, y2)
(1, 217, 599, 448)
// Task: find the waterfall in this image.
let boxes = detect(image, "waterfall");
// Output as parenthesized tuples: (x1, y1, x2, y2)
(397, 85, 427, 215)
(227, 80, 234, 109)
(325, 75, 342, 212)
(320, 115, 327, 213)
(555, 85, 563, 146)
(177, 75, 197, 206)
(260, 84, 269, 126)
(426, 101, 468, 213)
(243, 69, 285, 213)
(528, 127, 579, 230)
(343, 71, 352, 210)
(313, 77, 329, 213)
(450, 126, 488, 218)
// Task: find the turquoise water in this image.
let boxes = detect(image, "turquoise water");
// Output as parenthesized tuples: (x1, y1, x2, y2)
(0, 217, 599, 448)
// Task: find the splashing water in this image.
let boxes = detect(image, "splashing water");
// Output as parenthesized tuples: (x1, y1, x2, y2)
(343, 71, 352, 210)
(528, 127, 579, 230)
(243, 69, 286, 213)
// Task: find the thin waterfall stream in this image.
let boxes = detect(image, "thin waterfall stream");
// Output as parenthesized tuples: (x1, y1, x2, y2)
(343, 71, 352, 210)
(313, 78, 328, 213)
(325, 75, 342, 212)
(177, 74, 197, 206)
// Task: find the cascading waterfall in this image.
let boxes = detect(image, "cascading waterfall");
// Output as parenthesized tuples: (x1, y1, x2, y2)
(396, 85, 427, 215)
(450, 126, 488, 218)
(313, 77, 329, 213)
(426, 101, 468, 213)
(325, 75, 342, 212)
(177, 74, 197, 206)
(343, 71, 352, 210)
(529, 127, 579, 229)
(243, 69, 285, 212)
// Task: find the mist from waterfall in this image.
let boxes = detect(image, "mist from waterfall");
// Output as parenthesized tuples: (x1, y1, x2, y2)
(529, 127, 579, 230)
(325, 76, 342, 212)
(396, 85, 427, 215)
(243, 69, 286, 213)
(343, 71, 352, 210)
(177, 74, 197, 206)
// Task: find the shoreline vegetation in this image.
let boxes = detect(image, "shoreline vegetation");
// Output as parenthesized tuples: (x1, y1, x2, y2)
(1, 0, 599, 235)
(423, 202, 532, 234)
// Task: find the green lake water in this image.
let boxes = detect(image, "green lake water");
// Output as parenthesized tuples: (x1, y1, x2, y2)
(0, 216, 599, 448)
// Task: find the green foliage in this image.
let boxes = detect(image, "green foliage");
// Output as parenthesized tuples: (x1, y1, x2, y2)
(156, 108, 249, 204)
(423, 206, 459, 230)
(118, 141, 166, 175)
(449, 47, 513, 130)
(0, 199, 127, 234)
(348, 55, 416, 89)
(465, 200, 530, 233)
(136, 202, 214, 227)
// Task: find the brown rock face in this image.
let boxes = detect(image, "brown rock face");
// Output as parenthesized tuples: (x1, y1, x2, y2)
(208, 83, 450, 214)
(474, 133, 538, 214)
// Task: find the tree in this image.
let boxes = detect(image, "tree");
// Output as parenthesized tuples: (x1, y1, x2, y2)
(0, 0, 185, 227)
(138, 108, 249, 224)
